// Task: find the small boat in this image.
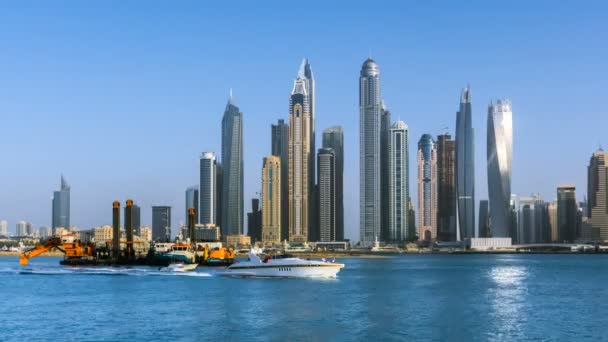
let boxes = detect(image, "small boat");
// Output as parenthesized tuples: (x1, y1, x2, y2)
(160, 263, 198, 272)
(222, 250, 344, 278)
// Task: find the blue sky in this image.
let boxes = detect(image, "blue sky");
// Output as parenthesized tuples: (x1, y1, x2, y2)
(1, 1, 606, 240)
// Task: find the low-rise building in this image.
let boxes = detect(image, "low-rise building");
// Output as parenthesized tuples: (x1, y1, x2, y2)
(468, 237, 512, 251)
(139, 226, 152, 242)
(94, 225, 113, 243)
(226, 234, 251, 248)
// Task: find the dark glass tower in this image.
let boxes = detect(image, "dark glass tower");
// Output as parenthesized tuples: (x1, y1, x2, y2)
(437, 134, 456, 241)
(52, 175, 70, 234)
(272, 119, 289, 241)
(478, 200, 490, 238)
(185, 186, 199, 224)
(322, 126, 344, 241)
(317, 148, 336, 242)
(380, 104, 391, 241)
(221, 91, 244, 237)
(247, 198, 262, 243)
(455, 86, 475, 240)
(557, 185, 577, 242)
(152, 206, 171, 242)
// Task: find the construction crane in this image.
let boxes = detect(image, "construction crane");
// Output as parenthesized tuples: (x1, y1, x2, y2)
(19, 237, 94, 266)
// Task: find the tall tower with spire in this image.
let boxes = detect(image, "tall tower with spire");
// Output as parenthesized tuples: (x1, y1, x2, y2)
(288, 73, 311, 242)
(221, 90, 244, 238)
(52, 175, 70, 234)
(359, 58, 382, 245)
(297, 59, 316, 241)
(455, 86, 475, 239)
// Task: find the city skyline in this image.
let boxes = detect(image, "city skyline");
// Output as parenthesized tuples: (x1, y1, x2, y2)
(2, 2, 607, 242)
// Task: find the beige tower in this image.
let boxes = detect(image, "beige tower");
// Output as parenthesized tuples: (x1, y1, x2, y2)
(417, 134, 438, 241)
(548, 201, 558, 242)
(288, 77, 311, 242)
(262, 156, 281, 245)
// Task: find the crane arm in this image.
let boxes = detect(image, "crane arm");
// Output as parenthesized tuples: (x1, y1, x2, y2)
(19, 237, 63, 265)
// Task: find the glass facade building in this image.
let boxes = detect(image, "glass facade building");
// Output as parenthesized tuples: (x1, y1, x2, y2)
(221, 92, 244, 237)
(487, 99, 513, 237)
(359, 58, 382, 245)
(388, 121, 409, 241)
(455, 86, 475, 239)
(52, 175, 70, 234)
(417, 134, 437, 241)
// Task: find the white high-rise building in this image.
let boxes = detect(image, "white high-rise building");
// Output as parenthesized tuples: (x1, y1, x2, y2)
(359, 58, 382, 245)
(0, 220, 7, 237)
(16, 221, 28, 237)
(200, 152, 217, 226)
(387, 121, 410, 241)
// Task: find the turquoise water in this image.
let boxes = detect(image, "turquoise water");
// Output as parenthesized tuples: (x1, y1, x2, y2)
(2, 255, 607, 341)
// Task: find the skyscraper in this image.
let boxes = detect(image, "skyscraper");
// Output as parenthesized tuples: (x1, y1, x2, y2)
(0, 220, 7, 237)
(359, 58, 382, 245)
(455, 86, 475, 240)
(323, 126, 344, 241)
(200, 152, 217, 226)
(518, 194, 546, 243)
(417, 134, 438, 241)
(271, 119, 289, 241)
(288, 69, 312, 242)
(478, 200, 490, 238)
(318, 148, 336, 242)
(548, 201, 558, 242)
(380, 103, 391, 241)
(221, 91, 244, 237)
(387, 120, 409, 242)
(247, 198, 262, 243)
(152, 206, 171, 242)
(185, 186, 199, 224)
(298, 59, 316, 184)
(261, 155, 281, 245)
(436, 134, 456, 241)
(557, 185, 577, 242)
(487, 99, 513, 237)
(16, 221, 28, 237)
(584, 150, 608, 241)
(52, 175, 70, 234)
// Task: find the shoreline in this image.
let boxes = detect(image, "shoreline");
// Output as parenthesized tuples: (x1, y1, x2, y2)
(5, 250, 607, 259)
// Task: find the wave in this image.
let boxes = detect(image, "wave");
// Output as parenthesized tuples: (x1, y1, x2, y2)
(1, 265, 213, 277)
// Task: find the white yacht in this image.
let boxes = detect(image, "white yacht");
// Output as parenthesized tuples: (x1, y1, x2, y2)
(222, 251, 344, 278)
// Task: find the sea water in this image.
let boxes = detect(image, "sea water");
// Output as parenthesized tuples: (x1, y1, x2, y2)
(1, 254, 607, 341)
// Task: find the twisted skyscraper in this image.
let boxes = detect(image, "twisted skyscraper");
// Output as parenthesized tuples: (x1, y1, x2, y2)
(359, 58, 382, 244)
(455, 86, 475, 239)
(487, 99, 513, 237)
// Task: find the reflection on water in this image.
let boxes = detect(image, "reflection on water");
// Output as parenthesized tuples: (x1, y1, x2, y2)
(487, 264, 529, 340)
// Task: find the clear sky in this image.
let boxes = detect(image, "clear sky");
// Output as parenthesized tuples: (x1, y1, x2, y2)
(1, 1, 607, 241)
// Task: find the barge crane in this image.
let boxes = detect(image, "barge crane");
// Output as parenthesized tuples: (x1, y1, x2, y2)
(19, 236, 94, 265)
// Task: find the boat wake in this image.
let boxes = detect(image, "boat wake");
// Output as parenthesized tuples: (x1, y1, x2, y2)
(1, 265, 213, 277)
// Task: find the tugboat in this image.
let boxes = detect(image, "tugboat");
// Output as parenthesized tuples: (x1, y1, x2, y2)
(159, 243, 196, 264)
(222, 250, 344, 278)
